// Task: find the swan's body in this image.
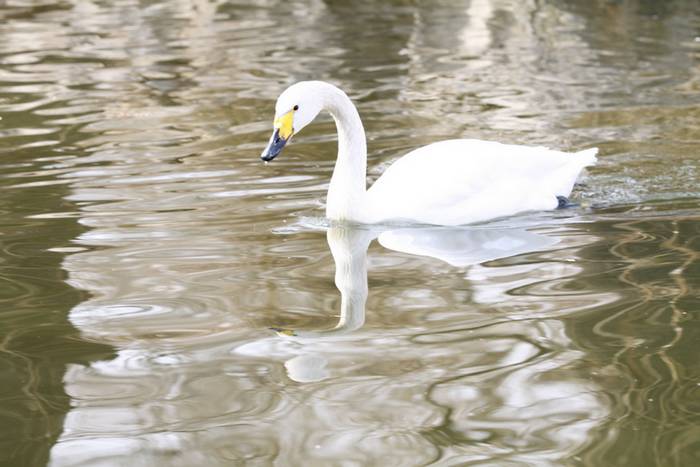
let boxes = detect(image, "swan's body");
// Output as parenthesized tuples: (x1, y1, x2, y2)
(261, 81, 596, 226)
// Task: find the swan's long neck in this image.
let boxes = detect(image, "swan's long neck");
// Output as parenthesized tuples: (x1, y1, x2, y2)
(322, 85, 368, 221)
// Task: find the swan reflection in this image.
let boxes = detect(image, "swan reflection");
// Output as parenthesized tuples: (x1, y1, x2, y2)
(272, 223, 559, 341)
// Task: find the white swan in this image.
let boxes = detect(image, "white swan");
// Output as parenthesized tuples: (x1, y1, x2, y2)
(261, 81, 597, 226)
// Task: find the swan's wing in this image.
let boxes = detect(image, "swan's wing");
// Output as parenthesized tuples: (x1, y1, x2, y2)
(366, 139, 596, 225)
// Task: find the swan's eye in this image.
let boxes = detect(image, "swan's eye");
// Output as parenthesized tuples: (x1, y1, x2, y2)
(293, 105, 299, 111)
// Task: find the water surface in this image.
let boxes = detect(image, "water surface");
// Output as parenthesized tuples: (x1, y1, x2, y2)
(1, 0, 699, 466)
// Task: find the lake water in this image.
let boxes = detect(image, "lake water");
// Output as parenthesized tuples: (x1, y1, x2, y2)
(1, 0, 699, 466)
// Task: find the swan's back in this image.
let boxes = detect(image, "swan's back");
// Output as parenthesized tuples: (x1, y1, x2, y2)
(365, 139, 597, 225)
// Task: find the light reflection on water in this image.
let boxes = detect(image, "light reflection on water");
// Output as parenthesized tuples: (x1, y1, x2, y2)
(0, 0, 699, 466)
(59, 219, 614, 466)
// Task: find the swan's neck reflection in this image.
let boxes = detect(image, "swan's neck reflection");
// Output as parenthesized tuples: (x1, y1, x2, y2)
(274, 226, 374, 338)
(329, 226, 372, 333)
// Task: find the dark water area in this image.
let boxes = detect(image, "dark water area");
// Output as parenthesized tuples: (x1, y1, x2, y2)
(0, 0, 699, 466)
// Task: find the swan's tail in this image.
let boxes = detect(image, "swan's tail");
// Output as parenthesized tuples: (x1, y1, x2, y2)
(575, 147, 598, 167)
(551, 147, 598, 197)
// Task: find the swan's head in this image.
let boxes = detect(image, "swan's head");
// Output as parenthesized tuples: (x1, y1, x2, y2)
(261, 81, 324, 161)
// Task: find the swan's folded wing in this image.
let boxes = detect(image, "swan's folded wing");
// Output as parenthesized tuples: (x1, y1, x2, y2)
(365, 139, 596, 225)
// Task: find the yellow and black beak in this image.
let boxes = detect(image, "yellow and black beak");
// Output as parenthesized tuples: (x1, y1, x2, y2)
(261, 109, 294, 162)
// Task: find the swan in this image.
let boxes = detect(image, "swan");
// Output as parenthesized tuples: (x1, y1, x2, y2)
(261, 81, 597, 226)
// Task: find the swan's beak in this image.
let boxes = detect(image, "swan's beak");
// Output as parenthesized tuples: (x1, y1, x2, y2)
(261, 110, 294, 162)
(260, 128, 288, 161)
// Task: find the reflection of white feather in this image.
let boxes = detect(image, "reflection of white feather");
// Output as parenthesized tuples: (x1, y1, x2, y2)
(378, 227, 558, 267)
(272, 224, 559, 343)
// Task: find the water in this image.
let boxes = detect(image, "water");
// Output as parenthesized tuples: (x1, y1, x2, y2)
(1, 0, 699, 465)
